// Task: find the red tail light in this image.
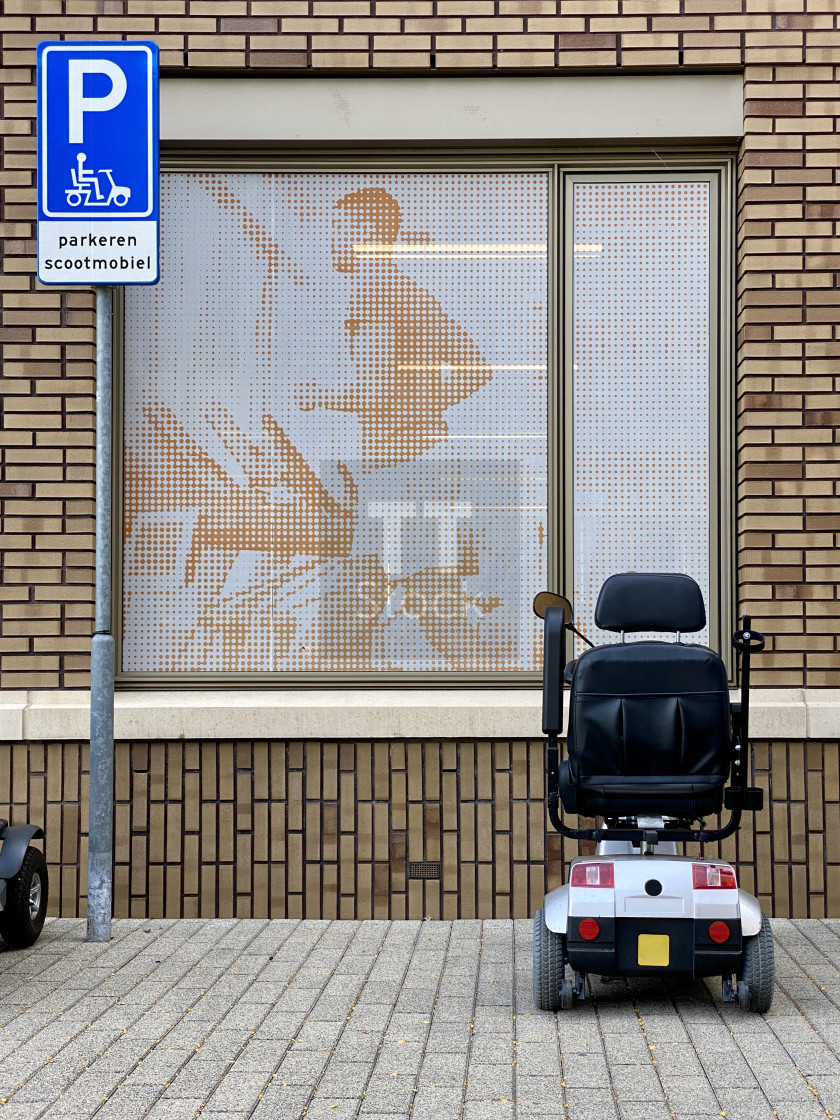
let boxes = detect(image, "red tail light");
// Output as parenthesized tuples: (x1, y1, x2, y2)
(571, 862, 615, 888)
(709, 921, 731, 944)
(692, 863, 737, 890)
(578, 918, 600, 941)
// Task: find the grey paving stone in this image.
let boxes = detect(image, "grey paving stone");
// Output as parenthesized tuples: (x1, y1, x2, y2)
(123, 1046, 192, 1084)
(469, 1034, 514, 1063)
(410, 1085, 464, 1120)
(304, 1099, 359, 1120)
(290, 1019, 345, 1050)
(610, 1064, 666, 1102)
(163, 1059, 234, 1098)
(76, 1085, 162, 1120)
(658, 1076, 719, 1113)
(144, 1101, 204, 1120)
(462, 1101, 514, 1120)
(418, 1051, 467, 1086)
(227, 1039, 286, 1072)
(332, 1028, 383, 1063)
(316, 1060, 374, 1097)
(276, 1048, 331, 1085)
(563, 1088, 620, 1120)
(615, 1106, 674, 1120)
(465, 1061, 513, 1100)
(0, 1105, 51, 1120)
(205, 1070, 271, 1111)
(249, 1082, 312, 1119)
(513, 1073, 565, 1111)
(514, 1040, 562, 1077)
(562, 1052, 611, 1088)
(358, 1075, 416, 1111)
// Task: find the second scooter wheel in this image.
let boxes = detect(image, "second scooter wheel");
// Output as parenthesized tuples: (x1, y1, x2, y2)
(533, 908, 565, 1011)
(0, 846, 49, 949)
(738, 914, 775, 1013)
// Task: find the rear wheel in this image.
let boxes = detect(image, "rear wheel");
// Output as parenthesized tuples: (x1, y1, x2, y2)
(0, 846, 48, 949)
(533, 908, 565, 1011)
(739, 914, 775, 1013)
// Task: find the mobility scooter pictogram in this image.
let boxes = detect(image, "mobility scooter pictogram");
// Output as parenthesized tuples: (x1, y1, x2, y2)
(532, 573, 774, 1013)
(65, 152, 131, 208)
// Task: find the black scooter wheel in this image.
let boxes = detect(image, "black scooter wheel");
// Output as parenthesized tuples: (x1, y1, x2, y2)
(533, 908, 565, 1011)
(738, 914, 775, 1013)
(0, 846, 48, 949)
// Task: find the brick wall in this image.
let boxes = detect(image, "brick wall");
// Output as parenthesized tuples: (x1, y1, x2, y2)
(1, 1, 839, 689)
(1, 738, 835, 920)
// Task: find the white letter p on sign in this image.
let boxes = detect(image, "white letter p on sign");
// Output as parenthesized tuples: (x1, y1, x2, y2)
(67, 59, 127, 143)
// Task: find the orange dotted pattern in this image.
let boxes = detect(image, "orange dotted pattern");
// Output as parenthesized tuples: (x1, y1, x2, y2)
(123, 171, 548, 674)
(572, 180, 712, 649)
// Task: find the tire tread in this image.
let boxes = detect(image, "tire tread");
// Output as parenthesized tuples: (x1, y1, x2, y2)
(740, 914, 775, 1014)
(0, 846, 48, 949)
(533, 908, 565, 1012)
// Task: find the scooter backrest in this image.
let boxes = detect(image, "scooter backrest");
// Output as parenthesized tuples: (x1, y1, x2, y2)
(567, 641, 731, 782)
(594, 572, 706, 634)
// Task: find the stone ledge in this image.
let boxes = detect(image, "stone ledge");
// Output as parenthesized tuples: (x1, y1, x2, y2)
(0, 687, 831, 742)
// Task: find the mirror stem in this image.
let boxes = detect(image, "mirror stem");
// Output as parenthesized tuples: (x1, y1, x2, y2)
(569, 623, 595, 649)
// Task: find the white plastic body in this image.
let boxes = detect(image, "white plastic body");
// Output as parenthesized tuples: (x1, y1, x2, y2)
(543, 843, 763, 938)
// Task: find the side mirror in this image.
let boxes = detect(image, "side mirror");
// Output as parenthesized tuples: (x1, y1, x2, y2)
(533, 591, 573, 622)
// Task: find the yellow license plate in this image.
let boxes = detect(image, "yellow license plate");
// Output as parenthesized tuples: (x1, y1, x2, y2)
(638, 934, 670, 967)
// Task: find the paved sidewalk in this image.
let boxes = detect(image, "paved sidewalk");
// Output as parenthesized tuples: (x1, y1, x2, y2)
(0, 919, 839, 1120)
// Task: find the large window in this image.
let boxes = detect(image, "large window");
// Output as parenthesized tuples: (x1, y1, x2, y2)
(120, 162, 728, 681)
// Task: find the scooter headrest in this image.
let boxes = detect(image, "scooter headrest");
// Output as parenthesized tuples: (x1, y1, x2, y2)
(594, 573, 706, 633)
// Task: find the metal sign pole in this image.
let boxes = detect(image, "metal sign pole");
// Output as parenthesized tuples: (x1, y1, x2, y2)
(87, 284, 115, 942)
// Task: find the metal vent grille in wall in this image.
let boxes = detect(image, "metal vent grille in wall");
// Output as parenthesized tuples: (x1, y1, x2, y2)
(408, 862, 442, 880)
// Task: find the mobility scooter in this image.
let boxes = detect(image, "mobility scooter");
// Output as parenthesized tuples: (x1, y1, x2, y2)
(532, 572, 774, 1013)
(0, 819, 48, 948)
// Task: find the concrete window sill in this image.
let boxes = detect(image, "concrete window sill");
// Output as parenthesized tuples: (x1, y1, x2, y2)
(0, 688, 833, 742)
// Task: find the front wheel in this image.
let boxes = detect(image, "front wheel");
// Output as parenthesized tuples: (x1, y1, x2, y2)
(533, 908, 565, 1011)
(0, 846, 48, 948)
(739, 914, 775, 1013)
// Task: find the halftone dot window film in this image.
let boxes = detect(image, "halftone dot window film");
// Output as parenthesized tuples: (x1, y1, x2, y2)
(123, 172, 548, 673)
(572, 180, 712, 648)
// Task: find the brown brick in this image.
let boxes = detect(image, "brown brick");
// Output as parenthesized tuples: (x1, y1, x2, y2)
(250, 51, 308, 67)
(219, 17, 278, 32)
(745, 99, 804, 117)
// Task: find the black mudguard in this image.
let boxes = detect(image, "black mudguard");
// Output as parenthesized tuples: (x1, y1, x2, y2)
(0, 824, 44, 881)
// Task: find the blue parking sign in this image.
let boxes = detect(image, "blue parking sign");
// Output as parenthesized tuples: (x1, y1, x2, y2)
(37, 41, 159, 284)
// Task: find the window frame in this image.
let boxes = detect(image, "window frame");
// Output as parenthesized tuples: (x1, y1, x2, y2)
(113, 148, 735, 688)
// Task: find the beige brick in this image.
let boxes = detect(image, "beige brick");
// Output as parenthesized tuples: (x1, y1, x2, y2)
(373, 34, 432, 49)
(405, 17, 462, 30)
(554, 49, 616, 65)
(623, 33, 679, 47)
(344, 17, 401, 31)
(186, 52, 248, 68)
(435, 51, 495, 66)
(525, 17, 585, 30)
(496, 33, 554, 48)
(375, 1, 435, 13)
(623, 49, 682, 65)
(435, 34, 493, 48)
(622, 0, 678, 11)
(310, 51, 370, 67)
(186, 35, 246, 49)
(436, 0, 496, 12)
(464, 16, 523, 30)
(497, 50, 558, 65)
(371, 51, 433, 66)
